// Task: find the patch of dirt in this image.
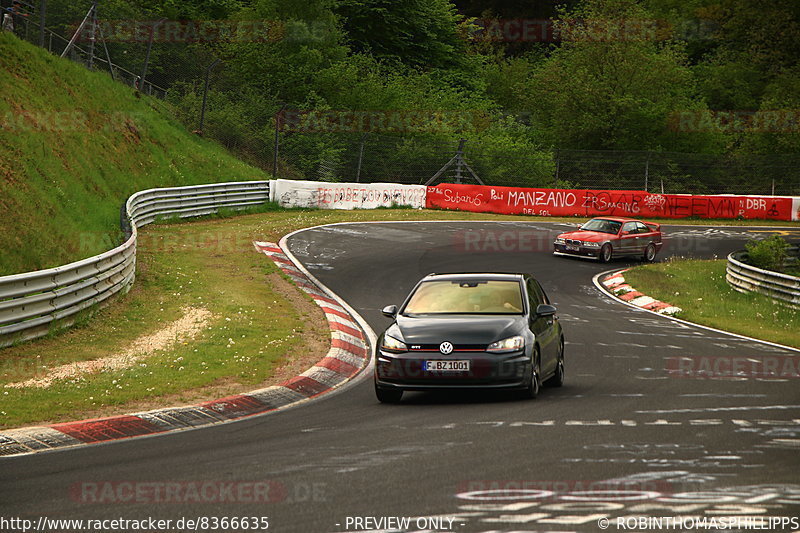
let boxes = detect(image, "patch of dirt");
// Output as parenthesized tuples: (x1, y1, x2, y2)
(122, 119, 141, 144)
(0, 159, 17, 186)
(11, 272, 334, 424)
(5, 307, 214, 389)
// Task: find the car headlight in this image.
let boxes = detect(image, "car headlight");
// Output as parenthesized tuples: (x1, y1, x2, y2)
(381, 335, 407, 352)
(583, 241, 600, 248)
(487, 335, 525, 353)
(554, 238, 565, 244)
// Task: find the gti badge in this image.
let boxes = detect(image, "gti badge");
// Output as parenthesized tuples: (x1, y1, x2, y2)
(439, 341, 454, 355)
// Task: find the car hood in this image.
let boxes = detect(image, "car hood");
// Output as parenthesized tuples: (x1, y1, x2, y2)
(391, 315, 525, 345)
(558, 230, 613, 242)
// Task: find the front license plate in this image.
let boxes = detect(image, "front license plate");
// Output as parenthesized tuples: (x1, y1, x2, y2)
(566, 244, 580, 252)
(424, 360, 470, 372)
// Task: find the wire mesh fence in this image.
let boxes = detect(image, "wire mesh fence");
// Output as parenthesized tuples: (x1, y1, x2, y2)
(4, 0, 800, 196)
(275, 132, 465, 185)
(552, 150, 800, 195)
(3, 1, 233, 99)
(267, 129, 800, 196)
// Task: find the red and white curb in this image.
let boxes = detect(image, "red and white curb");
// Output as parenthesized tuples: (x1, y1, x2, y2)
(601, 269, 683, 316)
(0, 242, 369, 457)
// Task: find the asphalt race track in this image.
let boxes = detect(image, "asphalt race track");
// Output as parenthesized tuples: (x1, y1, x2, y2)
(2, 221, 800, 533)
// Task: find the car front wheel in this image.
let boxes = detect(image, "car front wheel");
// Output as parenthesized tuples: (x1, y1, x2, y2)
(599, 243, 613, 263)
(524, 350, 541, 399)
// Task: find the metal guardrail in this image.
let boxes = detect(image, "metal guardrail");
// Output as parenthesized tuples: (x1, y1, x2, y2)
(0, 181, 270, 347)
(726, 249, 800, 308)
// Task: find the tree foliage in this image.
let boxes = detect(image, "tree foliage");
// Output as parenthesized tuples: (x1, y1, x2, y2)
(334, 0, 466, 69)
(35, 0, 798, 185)
(518, 0, 723, 152)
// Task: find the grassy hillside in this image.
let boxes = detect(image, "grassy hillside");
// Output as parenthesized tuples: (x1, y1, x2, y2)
(0, 33, 267, 276)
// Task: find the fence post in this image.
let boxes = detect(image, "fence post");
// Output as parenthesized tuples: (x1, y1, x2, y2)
(198, 59, 221, 134)
(425, 137, 483, 186)
(273, 103, 286, 178)
(99, 24, 115, 80)
(87, 0, 97, 69)
(38, 0, 46, 47)
(454, 138, 466, 184)
(355, 133, 367, 183)
(644, 152, 650, 192)
(140, 18, 165, 90)
(554, 149, 560, 186)
(60, 5, 93, 58)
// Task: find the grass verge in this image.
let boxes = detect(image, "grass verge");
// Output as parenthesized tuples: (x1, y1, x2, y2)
(623, 258, 800, 349)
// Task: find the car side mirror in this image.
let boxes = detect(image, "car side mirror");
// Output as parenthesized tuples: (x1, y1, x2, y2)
(381, 305, 398, 318)
(536, 304, 557, 317)
(620, 230, 630, 236)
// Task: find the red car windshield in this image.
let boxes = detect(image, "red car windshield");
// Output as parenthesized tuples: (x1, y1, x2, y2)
(580, 219, 622, 234)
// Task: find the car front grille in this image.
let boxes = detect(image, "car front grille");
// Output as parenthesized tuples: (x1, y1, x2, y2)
(408, 344, 488, 352)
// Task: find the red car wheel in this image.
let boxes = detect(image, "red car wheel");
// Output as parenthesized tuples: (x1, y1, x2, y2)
(643, 243, 656, 262)
(600, 243, 612, 263)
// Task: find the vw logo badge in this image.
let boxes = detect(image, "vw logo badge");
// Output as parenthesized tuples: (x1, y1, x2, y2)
(439, 341, 454, 355)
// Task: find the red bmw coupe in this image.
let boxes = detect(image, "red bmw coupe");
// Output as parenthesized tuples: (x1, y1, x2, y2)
(553, 217, 663, 263)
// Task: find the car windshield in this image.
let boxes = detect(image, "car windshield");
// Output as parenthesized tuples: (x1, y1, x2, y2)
(402, 280, 524, 315)
(580, 219, 622, 234)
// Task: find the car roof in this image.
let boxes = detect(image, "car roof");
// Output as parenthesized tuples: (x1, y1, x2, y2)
(591, 216, 639, 223)
(422, 272, 527, 282)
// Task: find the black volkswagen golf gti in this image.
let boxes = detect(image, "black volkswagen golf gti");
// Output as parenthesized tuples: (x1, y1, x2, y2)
(374, 273, 564, 403)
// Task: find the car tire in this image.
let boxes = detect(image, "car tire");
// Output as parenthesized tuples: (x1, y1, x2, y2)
(643, 243, 656, 262)
(523, 349, 541, 399)
(599, 243, 613, 263)
(545, 338, 565, 388)
(375, 385, 402, 404)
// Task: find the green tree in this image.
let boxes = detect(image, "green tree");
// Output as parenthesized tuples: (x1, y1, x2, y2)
(334, 0, 466, 69)
(664, 0, 800, 112)
(737, 66, 800, 155)
(520, 0, 722, 152)
(216, 0, 348, 103)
